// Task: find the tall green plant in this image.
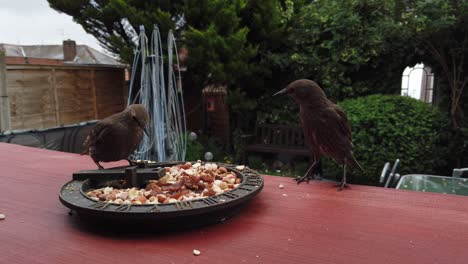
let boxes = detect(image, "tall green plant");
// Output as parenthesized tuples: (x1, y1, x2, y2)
(182, 0, 257, 91)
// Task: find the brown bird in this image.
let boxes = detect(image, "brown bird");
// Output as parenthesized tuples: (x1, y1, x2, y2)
(81, 104, 149, 169)
(274, 79, 363, 191)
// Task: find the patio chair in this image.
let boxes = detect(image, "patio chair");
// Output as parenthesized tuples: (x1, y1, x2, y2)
(452, 168, 468, 178)
(379, 159, 401, 188)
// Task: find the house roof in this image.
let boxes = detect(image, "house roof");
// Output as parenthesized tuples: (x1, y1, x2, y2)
(0, 43, 125, 67)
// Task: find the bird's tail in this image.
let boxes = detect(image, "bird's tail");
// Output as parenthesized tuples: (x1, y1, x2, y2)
(349, 152, 365, 173)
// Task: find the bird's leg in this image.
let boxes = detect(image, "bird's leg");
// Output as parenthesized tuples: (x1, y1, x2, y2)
(313, 160, 323, 180)
(295, 160, 317, 184)
(336, 164, 351, 191)
(94, 160, 104, 170)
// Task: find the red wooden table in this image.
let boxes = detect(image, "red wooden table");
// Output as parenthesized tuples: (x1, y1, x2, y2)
(1, 143, 468, 264)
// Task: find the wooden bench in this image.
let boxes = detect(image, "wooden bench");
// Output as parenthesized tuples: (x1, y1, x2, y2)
(245, 123, 310, 157)
(244, 123, 323, 177)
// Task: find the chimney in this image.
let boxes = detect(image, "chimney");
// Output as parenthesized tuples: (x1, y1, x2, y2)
(63, 39, 76, 61)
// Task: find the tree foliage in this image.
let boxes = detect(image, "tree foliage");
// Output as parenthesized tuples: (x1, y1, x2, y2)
(271, 0, 414, 101)
(403, 0, 468, 130)
(48, 0, 413, 99)
(48, 0, 184, 62)
(182, 0, 257, 89)
(396, 0, 468, 167)
(47, 0, 468, 167)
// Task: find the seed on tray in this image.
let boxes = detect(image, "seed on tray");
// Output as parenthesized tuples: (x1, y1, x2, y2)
(0, 213, 5, 220)
(184, 169, 194, 175)
(193, 249, 201, 256)
(219, 182, 228, 190)
(136, 196, 147, 204)
(235, 165, 245, 171)
(85, 162, 242, 205)
(211, 184, 223, 194)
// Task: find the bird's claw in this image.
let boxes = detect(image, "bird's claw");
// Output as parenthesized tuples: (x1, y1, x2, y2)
(94, 160, 104, 170)
(126, 159, 136, 166)
(336, 182, 351, 191)
(294, 174, 315, 185)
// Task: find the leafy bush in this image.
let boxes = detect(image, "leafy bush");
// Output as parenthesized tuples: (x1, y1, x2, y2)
(185, 133, 227, 162)
(256, 94, 299, 126)
(198, 136, 226, 162)
(185, 136, 204, 161)
(322, 95, 450, 186)
(247, 155, 264, 170)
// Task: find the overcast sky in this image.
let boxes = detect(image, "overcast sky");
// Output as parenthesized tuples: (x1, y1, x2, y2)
(0, 0, 103, 52)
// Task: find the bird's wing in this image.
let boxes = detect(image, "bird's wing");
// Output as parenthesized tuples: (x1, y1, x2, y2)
(81, 121, 112, 155)
(333, 104, 352, 141)
(327, 107, 364, 171)
(303, 107, 353, 164)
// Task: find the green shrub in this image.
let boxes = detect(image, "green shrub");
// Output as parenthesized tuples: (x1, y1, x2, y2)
(322, 94, 450, 186)
(198, 136, 225, 162)
(247, 155, 264, 170)
(185, 133, 227, 162)
(185, 137, 204, 161)
(256, 94, 299, 126)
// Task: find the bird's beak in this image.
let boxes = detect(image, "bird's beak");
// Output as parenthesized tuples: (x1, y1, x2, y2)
(273, 88, 287, 96)
(142, 126, 149, 137)
(133, 116, 149, 137)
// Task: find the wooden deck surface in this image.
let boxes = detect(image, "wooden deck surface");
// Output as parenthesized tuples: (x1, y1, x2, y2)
(1, 143, 467, 264)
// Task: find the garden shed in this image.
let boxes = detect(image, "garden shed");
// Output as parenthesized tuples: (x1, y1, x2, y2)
(0, 40, 127, 132)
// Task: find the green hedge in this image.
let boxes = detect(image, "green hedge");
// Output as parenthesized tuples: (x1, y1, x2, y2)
(185, 137, 204, 161)
(185, 133, 227, 162)
(322, 94, 450, 186)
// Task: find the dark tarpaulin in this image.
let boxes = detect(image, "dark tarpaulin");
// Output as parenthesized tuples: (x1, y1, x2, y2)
(0, 121, 97, 154)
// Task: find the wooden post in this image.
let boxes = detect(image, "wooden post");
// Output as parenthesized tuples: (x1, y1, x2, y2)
(0, 48, 11, 132)
(123, 68, 129, 106)
(90, 69, 98, 119)
(51, 68, 60, 126)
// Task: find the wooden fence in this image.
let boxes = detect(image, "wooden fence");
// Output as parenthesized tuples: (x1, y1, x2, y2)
(0, 63, 126, 131)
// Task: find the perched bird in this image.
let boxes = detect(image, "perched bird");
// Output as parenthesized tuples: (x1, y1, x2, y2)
(82, 104, 149, 169)
(274, 79, 363, 191)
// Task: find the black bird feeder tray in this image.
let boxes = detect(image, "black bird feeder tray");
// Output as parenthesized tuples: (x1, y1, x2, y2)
(59, 161, 264, 230)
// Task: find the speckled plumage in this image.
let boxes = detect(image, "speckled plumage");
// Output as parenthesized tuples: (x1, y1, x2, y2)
(82, 104, 149, 169)
(275, 79, 363, 190)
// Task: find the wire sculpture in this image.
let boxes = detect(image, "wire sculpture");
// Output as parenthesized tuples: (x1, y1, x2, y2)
(127, 25, 187, 162)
